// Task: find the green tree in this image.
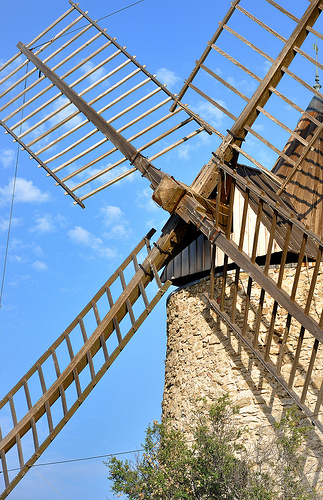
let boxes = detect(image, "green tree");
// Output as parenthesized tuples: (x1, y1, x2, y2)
(106, 395, 320, 500)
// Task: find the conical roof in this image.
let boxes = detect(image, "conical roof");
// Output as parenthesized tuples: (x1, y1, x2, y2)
(272, 95, 323, 239)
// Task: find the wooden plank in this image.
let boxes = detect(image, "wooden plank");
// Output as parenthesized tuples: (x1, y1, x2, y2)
(132, 254, 150, 309)
(231, 187, 250, 322)
(201, 64, 249, 102)
(265, 0, 299, 22)
(288, 327, 305, 389)
(223, 24, 274, 63)
(23, 380, 39, 451)
(37, 365, 53, 433)
(51, 349, 68, 417)
(236, 4, 287, 43)
(301, 339, 319, 404)
(91, 301, 101, 326)
(210, 244, 216, 301)
(210, 45, 261, 82)
(256, 105, 308, 147)
(8, 396, 24, 468)
(244, 123, 297, 168)
(79, 316, 96, 381)
(0, 433, 9, 488)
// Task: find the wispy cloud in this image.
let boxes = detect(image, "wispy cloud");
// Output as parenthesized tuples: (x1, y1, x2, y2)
(32, 260, 48, 272)
(81, 61, 108, 84)
(156, 68, 181, 91)
(193, 99, 228, 129)
(0, 216, 22, 231)
(29, 213, 67, 234)
(49, 96, 83, 129)
(30, 214, 56, 234)
(0, 178, 50, 205)
(262, 60, 272, 76)
(136, 187, 159, 212)
(226, 75, 258, 95)
(100, 205, 132, 240)
(68, 225, 117, 259)
(0, 148, 15, 168)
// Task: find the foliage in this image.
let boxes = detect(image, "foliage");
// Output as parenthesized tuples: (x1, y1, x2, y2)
(105, 395, 320, 500)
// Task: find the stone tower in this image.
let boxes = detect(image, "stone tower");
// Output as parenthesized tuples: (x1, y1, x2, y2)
(162, 94, 323, 489)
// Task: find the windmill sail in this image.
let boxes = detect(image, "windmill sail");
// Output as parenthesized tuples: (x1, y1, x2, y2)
(0, 1, 211, 206)
(0, 229, 173, 499)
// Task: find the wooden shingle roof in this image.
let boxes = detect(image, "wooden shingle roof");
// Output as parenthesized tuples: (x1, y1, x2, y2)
(273, 95, 323, 240)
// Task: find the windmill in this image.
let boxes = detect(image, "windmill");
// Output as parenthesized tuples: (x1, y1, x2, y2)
(1, 0, 323, 497)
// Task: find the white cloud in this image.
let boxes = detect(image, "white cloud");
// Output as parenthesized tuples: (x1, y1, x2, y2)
(193, 99, 228, 129)
(49, 96, 83, 129)
(100, 205, 132, 240)
(30, 214, 55, 234)
(0, 148, 15, 168)
(156, 68, 181, 91)
(0, 216, 22, 231)
(136, 187, 159, 212)
(0, 178, 50, 205)
(262, 60, 272, 75)
(177, 143, 194, 161)
(32, 260, 48, 271)
(226, 76, 257, 95)
(81, 61, 107, 84)
(68, 226, 117, 258)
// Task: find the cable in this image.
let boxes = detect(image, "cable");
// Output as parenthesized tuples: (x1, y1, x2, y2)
(0, 448, 144, 473)
(30, 0, 145, 51)
(0, 62, 29, 309)
(32, 467, 66, 499)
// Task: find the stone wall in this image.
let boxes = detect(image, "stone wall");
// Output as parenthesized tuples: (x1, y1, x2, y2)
(162, 263, 323, 491)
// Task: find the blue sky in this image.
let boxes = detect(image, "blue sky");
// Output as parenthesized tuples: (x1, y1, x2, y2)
(0, 0, 322, 498)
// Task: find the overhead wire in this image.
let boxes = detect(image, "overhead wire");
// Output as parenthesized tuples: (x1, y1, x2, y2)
(0, 448, 145, 473)
(32, 466, 66, 500)
(0, 62, 29, 309)
(30, 0, 145, 51)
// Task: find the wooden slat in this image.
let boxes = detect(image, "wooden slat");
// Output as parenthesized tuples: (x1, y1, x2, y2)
(79, 317, 96, 382)
(23, 380, 39, 451)
(230, 188, 250, 323)
(51, 350, 68, 417)
(265, 0, 299, 22)
(223, 24, 273, 62)
(301, 339, 319, 404)
(91, 301, 101, 326)
(0, 427, 9, 489)
(37, 365, 53, 433)
(211, 44, 261, 82)
(236, 4, 287, 43)
(256, 105, 309, 147)
(8, 396, 24, 469)
(132, 254, 150, 309)
(189, 83, 237, 122)
(201, 64, 249, 102)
